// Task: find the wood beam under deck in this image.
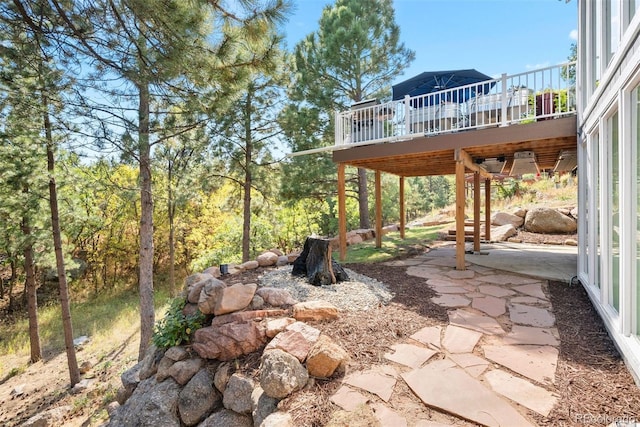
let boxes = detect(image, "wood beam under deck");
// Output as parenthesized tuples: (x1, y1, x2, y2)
(456, 159, 466, 270)
(399, 177, 405, 239)
(338, 163, 347, 262)
(485, 178, 491, 242)
(375, 170, 382, 248)
(474, 171, 481, 252)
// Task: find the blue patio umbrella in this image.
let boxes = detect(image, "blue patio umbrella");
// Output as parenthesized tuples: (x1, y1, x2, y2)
(392, 69, 495, 106)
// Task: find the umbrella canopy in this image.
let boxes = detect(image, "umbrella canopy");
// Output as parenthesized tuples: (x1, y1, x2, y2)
(392, 69, 494, 105)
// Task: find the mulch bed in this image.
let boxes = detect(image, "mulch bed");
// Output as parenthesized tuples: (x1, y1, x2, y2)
(252, 259, 640, 427)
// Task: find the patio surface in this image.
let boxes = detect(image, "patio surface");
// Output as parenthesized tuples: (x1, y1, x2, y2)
(329, 243, 577, 426)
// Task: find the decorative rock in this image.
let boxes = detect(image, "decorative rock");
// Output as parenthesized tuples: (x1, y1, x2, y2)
(214, 362, 233, 394)
(107, 377, 181, 426)
(347, 234, 364, 245)
(524, 207, 577, 233)
(193, 321, 267, 361)
(265, 318, 297, 338)
(286, 252, 300, 263)
(156, 355, 176, 382)
(276, 255, 289, 266)
(256, 287, 298, 306)
(211, 309, 287, 327)
(306, 335, 350, 378)
(286, 322, 321, 342)
(241, 260, 260, 270)
(257, 251, 279, 267)
(188, 275, 215, 304)
(168, 357, 203, 385)
(507, 237, 523, 243)
(178, 369, 221, 426)
(491, 212, 524, 228)
(260, 412, 293, 427)
(120, 361, 142, 403)
(71, 378, 93, 394)
(214, 283, 258, 315)
(252, 386, 279, 427)
(564, 238, 578, 246)
(491, 224, 517, 242)
(198, 280, 227, 315)
(265, 330, 312, 362)
(106, 401, 120, 417)
(512, 207, 527, 218)
(182, 303, 200, 317)
(165, 346, 190, 362)
(199, 409, 252, 427)
(202, 267, 221, 278)
(292, 300, 339, 321)
(223, 373, 255, 415)
(259, 349, 309, 399)
(251, 295, 265, 309)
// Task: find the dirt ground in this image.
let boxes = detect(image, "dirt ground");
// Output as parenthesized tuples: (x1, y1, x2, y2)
(1, 239, 640, 427)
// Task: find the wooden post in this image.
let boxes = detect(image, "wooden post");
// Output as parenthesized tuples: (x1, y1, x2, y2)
(375, 170, 382, 248)
(455, 159, 466, 270)
(399, 176, 405, 239)
(485, 178, 491, 242)
(473, 172, 481, 252)
(338, 163, 347, 261)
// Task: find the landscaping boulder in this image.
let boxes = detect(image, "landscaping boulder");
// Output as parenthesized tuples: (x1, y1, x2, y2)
(524, 207, 577, 233)
(251, 386, 279, 427)
(198, 280, 227, 315)
(259, 349, 309, 399)
(107, 377, 181, 427)
(293, 300, 339, 321)
(222, 373, 254, 415)
(178, 369, 221, 426)
(306, 335, 350, 378)
(491, 212, 524, 228)
(199, 409, 252, 427)
(256, 287, 298, 306)
(214, 283, 257, 315)
(491, 224, 517, 242)
(193, 321, 267, 361)
(257, 251, 279, 267)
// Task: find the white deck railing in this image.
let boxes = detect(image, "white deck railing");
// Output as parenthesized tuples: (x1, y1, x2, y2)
(335, 62, 576, 148)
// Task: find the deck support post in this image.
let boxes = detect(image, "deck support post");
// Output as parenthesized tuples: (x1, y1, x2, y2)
(473, 171, 481, 252)
(375, 170, 382, 248)
(338, 163, 347, 261)
(485, 178, 491, 242)
(399, 176, 405, 239)
(455, 158, 466, 270)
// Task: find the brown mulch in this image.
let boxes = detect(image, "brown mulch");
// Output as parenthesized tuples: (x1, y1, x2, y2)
(251, 259, 640, 427)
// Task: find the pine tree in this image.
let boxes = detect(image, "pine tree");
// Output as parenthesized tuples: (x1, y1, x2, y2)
(284, 0, 414, 229)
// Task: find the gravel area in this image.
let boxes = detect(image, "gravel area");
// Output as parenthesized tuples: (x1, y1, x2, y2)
(257, 265, 394, 311)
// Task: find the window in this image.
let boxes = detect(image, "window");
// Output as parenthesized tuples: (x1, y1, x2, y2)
(635, 86, 640, 334)
(593, 132, 601, 290)
(608, 111, 620, 312)
(606, 0, 620, 63)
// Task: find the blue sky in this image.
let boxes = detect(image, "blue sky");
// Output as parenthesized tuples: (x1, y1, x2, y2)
(283, 0, 577, 83)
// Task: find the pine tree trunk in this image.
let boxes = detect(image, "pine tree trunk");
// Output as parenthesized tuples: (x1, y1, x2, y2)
(43, 87, 80, 385)
(358, 167, 370, 228)
(242, 88, 253, 263)
(21, 215, 42, 363)
(168, 168, 175, 296)
(138, 81, 155, 361)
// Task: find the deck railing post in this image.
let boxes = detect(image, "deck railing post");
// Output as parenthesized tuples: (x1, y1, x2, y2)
(404, 95, 411, 136)
(335, 110, 341, 146)
(500, 73, 508, 127)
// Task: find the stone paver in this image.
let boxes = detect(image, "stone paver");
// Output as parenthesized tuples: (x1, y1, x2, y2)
(513, 283, 548, 300)
(442, 325, 482, 353)
(384, 344, 437, 369)
(429, 285, 469, 294)
(476, 273, 540, 285)
(431, 294, 471, 307)
(446, 269, 475, 279)
(503, 325, 559, 346)
(449, 309, 505, 335)
(472, 295, 506, 317)
(448, 353, 490, 378)
(330, 385, 369, 411)
(406, 266, 444, 279)
(511, 296, 546, 304)
(478, 284, 516, 298)
(484, 369, 559, 416)
(343, 367, 397, 402)
(426, 278, 463, 287)
(371, 403, 408, 427)
(402, 362, 535, 427)
(410, 326, 442, 349)
(483, 344, 558, 385)
(510, 303, 556, 327)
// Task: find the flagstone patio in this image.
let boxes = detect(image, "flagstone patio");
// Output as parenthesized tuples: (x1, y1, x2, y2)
(329, 246, 564, 426)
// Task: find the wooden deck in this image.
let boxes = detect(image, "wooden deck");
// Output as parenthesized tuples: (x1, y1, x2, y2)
(332, 116, 577, 177)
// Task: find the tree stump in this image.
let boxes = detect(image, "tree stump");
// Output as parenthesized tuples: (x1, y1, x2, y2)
(292, 237, 349, 286)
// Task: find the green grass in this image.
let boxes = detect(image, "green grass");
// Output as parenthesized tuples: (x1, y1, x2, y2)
(0, 285, 172, 370)
(338, 224, 444, 264)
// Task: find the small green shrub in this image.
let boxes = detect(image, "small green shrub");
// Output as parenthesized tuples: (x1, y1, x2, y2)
(152, 297, 205, 349)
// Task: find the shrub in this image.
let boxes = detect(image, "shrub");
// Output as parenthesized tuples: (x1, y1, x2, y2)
(152, 297, 205, 349)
